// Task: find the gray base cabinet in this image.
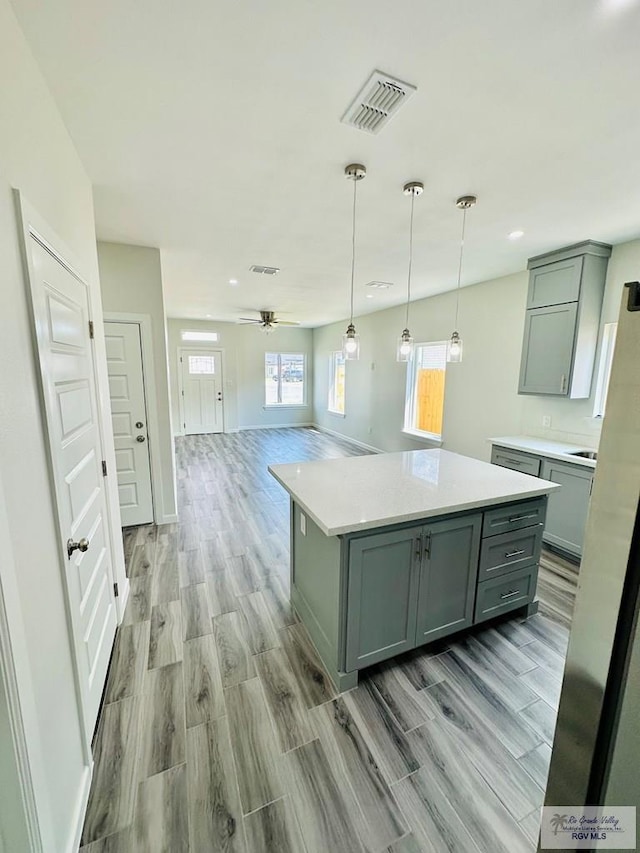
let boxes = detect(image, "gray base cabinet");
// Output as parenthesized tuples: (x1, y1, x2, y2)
(540, 459, 593, 557)
(345, 528, 420, 671)
(491, 443, 594, 558)
(291, 497, 546, 692)
(415, 515, 481, 644)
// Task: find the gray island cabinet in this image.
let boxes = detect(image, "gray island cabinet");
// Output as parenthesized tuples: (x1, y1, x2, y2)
(269, 449, 558, 691)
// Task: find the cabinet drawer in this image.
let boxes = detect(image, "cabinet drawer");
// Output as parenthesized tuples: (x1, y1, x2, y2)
(482, 498, 546, 538)
(479, 526, 543, 581)
(475, 565, 538, 624)
(491, 446, 541, 477)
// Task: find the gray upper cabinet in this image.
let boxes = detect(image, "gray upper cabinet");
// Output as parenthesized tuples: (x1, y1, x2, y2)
(518, 240, 611, 398)
(345, 526, 420, 671)
(540, 459, 593, 557)
(415, 514, 481, 644)
(519, 303, 579, 395)
(527, 256, 584, 309)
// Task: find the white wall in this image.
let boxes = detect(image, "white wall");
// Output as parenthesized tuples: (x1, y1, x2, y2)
(167, 318, 314, 433)
(313, 239, 640, 460)
(0, 1, 124, 850)
(99, 241, 178, 523)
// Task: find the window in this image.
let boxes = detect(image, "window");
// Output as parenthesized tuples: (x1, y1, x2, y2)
(403, 342, 448, 441)
(328, 351, 346, 415)
(181, 330, 219, 342)
(188, 355, 216, 374)
(265, 353, 305, 406)
(593, 322, 617, 418)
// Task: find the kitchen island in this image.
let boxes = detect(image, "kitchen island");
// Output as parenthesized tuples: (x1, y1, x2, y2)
(269, 448, 559, 691)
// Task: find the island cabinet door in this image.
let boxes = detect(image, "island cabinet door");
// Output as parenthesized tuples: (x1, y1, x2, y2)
(415, 513, 482, 645)
(345, 527, 421, 671)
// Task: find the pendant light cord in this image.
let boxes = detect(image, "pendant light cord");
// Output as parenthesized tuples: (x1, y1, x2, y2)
(406, 192, 415, 329)
(454, 206, 468, 330)
(349, 177, 357, 325)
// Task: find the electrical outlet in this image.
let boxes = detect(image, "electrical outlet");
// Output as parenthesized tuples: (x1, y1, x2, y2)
(300, 513, 306, 536)
(367, 427, 373, 435)
(542, 415, 552, 428)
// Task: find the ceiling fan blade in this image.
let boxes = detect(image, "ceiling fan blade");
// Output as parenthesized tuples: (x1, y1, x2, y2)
(274, 319, 301, 326)
(238, 318, 261, 323)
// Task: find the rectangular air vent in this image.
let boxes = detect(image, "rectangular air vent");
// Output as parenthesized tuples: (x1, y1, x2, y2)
(250, 265, 280, 275)
(341, 71, 416, 134)
(365, 281, 394, 290)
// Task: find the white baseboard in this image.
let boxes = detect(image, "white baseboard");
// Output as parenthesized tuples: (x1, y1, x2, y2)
(312, 423, 383, 454)
(239, 422, 314, 431)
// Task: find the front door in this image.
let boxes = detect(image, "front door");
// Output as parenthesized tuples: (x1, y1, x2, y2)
(105, 321, 154, 526)
(180, 349, 224, 434)
(25, 231, 117, 739)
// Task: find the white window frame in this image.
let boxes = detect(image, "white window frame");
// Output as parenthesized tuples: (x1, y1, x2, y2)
(328, 350, 346, 417)
(593, 322, 617, 418)
(264, 352, 307, 409)
(402, 341, 448, 444)
(180, 329, 219, 343)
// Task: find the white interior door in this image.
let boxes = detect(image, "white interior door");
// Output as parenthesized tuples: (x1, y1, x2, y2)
(25, 233, 117, 739)
(180, 349, 224, 434)
(105, 322, 154, 526)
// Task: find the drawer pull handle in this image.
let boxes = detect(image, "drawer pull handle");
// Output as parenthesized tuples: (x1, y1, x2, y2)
(508, 513, 537, 523)
(500, 589, 522, 600)
(503, 458, 522, 466)
(505, 549, 526, 558)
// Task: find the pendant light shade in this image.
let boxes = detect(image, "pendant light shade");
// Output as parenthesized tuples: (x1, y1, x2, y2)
(342, 164, 366, 360)
(447, 195, 477, 363)
(397, 181, 423, 362)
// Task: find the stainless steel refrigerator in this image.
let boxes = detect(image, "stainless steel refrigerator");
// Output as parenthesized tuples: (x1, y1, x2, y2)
(543, 280, 640, 849)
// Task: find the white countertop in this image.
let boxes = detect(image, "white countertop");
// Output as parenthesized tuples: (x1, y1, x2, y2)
(490, 435, 597, 469)
(268, 449, 559, 537)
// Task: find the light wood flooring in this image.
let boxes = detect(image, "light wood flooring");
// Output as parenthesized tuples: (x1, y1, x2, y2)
(80, 427, 578, 852)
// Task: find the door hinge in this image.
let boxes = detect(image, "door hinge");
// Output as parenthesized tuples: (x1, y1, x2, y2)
(181, 389, 184, 396)
(88, 320, 95, 339)
(101, 460, 108, 477)
(423, 532, 432, 558)
(113, 582, 119, 597)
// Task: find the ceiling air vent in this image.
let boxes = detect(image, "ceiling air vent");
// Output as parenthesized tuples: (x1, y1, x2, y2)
(249, 265, 280, 275)
(341, 70, 416, 134)
(365, 281, 394, 290)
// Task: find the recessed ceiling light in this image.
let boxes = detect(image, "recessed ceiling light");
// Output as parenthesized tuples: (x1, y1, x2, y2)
(365, 281, 393, 289)
(206, 314, 212, 318)
(229, 278, 238, 285)
(365, 294, 374, 299)
(508, 230, 524, 240)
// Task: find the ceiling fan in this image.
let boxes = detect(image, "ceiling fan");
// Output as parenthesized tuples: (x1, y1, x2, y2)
(237, 310, 300, 330)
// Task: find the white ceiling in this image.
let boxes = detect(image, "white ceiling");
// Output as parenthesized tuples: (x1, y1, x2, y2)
(10, 0, 640, 326)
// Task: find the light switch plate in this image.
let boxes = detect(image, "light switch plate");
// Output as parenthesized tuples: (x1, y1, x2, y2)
(300, 513, 306, 536)
(542, 415, 552, 428)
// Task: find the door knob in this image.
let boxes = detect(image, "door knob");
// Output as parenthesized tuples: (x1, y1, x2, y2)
(136, 435, 146, 443)
(67, 537, 90, 559)
(135, 421, 144, 429)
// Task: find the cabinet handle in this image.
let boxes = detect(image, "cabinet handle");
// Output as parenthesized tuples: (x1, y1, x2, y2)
(508, 513, 537, 523)
(560, 374, 567, 393)
(503, 458, 523, 466)
(505, 549, 526, 558)
(423, 533, 432, 558)
(500, 589, 522, 600)
(414, 537, 422, 562)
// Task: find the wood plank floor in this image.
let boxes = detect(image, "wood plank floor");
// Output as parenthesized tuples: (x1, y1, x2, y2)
(81, 427, 577, 852)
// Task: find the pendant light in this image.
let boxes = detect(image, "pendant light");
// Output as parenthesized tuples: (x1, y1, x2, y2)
(397, 181, 423, 362)
(447, 194, 477, 363)
(342, 163, 366, 360)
